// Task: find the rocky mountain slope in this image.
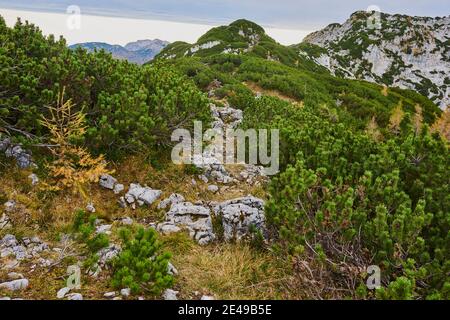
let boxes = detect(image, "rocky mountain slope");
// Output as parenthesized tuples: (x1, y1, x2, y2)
(298, 11, 450, 109)
(156, 19, 441, 126)
(70, 39, 169, 65)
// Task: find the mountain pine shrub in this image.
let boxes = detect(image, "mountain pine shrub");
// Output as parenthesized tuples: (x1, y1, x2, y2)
(265, 126, 449, 299)
(111, 227, 173, 295)
(0, 17, 211, 159)
(72, 210, 110, 267)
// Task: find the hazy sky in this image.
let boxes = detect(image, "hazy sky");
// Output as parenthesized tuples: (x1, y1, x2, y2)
(0, 1, 449, 45)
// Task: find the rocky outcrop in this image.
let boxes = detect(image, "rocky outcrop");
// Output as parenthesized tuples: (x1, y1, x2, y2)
(121, 183, 162, 209)
(189, 41, 221, 54)
(99, 174, 124, 194)
(0, 234, 50, 262)
(158, 193, 185, 210)
(151, 99, 268, 245)
(302, 11, 450, 109)
(213, 196, 266, 241)
(192, 103, 266, 185)
(155, 193, 266, 244)
(211, 103, 243, 130)
(157, 202, 215, 245)
(0, 137, 35, 169)
(191, 103, 238, 184)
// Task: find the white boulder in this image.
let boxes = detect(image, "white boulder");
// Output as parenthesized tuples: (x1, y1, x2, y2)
(0, 279, 29, 291)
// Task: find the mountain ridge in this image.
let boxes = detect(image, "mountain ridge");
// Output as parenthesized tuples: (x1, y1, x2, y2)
(155, 18, 441, 128)
(70, 39, 169, 65)
(299, 11, 450, 109)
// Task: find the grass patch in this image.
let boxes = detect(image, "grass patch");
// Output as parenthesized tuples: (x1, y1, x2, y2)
(162, 233, 301, 300)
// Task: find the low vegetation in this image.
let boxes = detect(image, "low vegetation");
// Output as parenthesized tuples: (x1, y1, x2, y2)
(111, 227, 173, 295)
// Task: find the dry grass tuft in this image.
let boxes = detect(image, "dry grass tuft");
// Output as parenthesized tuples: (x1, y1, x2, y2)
(163, 233, 300, 300)
(244, 81, 304, 107)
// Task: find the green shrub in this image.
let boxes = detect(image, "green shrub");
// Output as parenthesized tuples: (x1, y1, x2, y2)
(0, 17, 211, 158)
(265, 125, 449, 299)
(376, 277, 415, 300)
(111, 227, 173, 295)
(72, 210, 110, 266)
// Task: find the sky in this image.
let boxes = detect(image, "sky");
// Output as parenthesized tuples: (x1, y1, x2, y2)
(0, 1, 449, 45)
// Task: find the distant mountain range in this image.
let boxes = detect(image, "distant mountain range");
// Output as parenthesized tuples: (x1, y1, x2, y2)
(69, 39, 169, 65)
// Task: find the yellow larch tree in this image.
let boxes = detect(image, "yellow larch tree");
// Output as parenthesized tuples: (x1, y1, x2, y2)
(388, 101, 405, 134)
(431, 107, 450, 141)
(40, 89, 113, 198)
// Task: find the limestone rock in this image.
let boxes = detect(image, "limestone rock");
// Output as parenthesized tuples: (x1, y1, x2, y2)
(119, 217, 133, 226)
(0, 279, 29, 291)
(120, 288, 131, 298)
(125, 184, 162, 207)
(157, 193, 185, 210)
(1, 234, 18, 247)
(67, 293, 83, 300)
(4, 144, 34, 169)
(86, 203, 96, 213)
(99, 174, 117, 190)
(213, 196, 266, 241)
(0, 213, 11, 230)
(104, 291, 116, 298)
(191, 103, 247, 185)
(302, 12, 450, 110)
(0, 234, 49, 262)
(57, 287, 71, 299)
(113, 183, 124, 194)
(7, 272, 23, 280)
(157, 202, 215, 245)
(156, 222, 181, 235)
(0, 137, 10, 152)
(28, 174, 39, 186)
(168, 262, 178, 276)
(207, 185, 219, 193)
(163, 289, 178, 300)
(97, 244, 121, 268)
(96, 224, 112, 235)
(4, 200, 16, 213)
